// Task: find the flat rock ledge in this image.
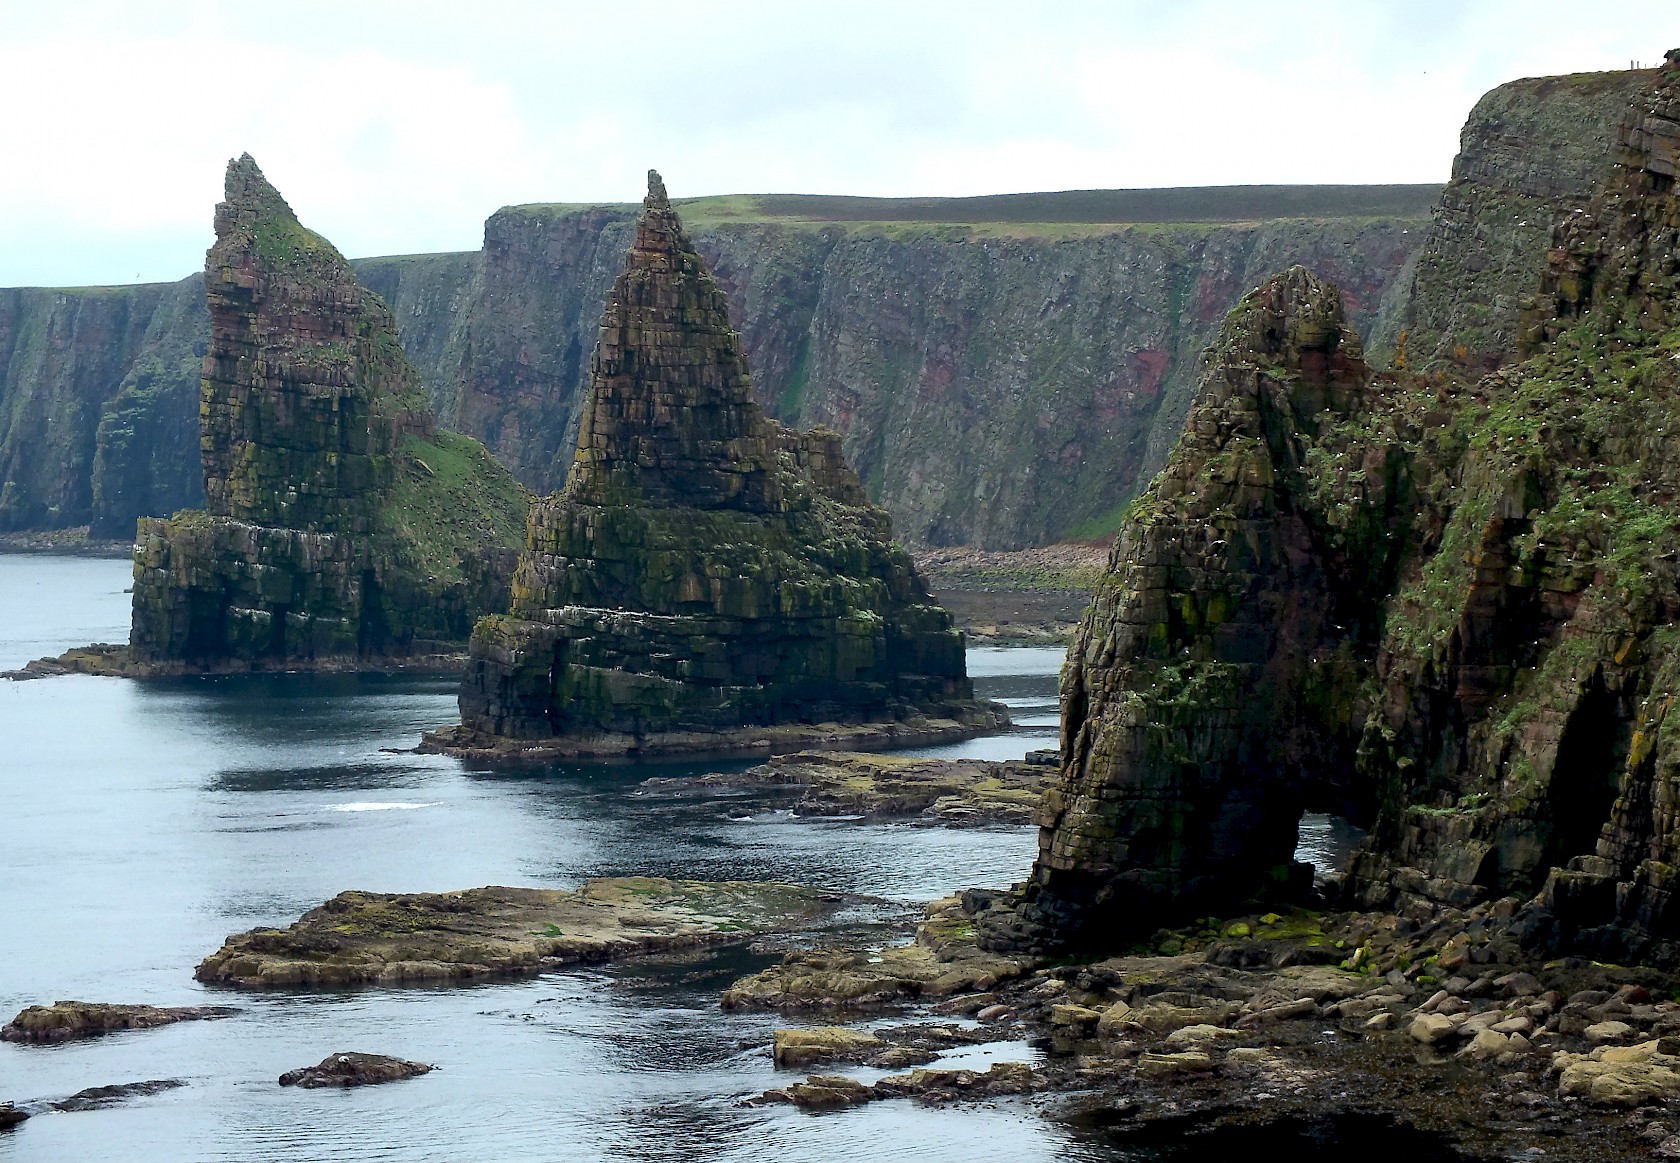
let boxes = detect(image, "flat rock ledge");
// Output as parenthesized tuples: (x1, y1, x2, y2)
(2, 1001, 239, 1043)
(195, 877, 853, 988)
(279, 1052, 432, 1089)
(418, 705, 1009, 765)
(4, 643, 470, 681)
(646, 750, 1056, 826)
(722, 895, 1037, 1011)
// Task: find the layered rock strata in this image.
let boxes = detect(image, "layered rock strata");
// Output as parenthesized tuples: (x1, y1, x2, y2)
(126, 156, 527, 671)
(983, 52, 1680, 966)
(195, 876, 849, 988)
(433, 173, 992, 759)
(1, 189, 1438, 550)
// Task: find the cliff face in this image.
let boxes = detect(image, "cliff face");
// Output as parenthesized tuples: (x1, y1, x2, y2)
(443, 207, 1426, 549)
(0, 191, 1434, 551)
(1390, 67, 1656, 369)
(986, 52, 1680, 966)
(452, 175, 975, 750)
(130, 155, 527, 671)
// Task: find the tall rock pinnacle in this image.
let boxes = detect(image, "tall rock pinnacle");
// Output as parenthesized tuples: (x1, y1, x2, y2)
(126, 155, 527, 671)
(568, 168, 782, 513)
(439, 174, 992, 758)
(201, 153, 431, 534)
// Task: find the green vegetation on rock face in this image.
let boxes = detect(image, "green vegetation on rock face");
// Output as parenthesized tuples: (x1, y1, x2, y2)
(129, 154, 527, 671)
(985, 54, 1680, 968)
(457, 174, 976, 742)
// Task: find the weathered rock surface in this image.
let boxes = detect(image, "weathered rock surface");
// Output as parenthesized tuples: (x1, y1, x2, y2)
(644, 751, 1054, 825)
(721, 895, 1035, 1011)
(117, 155, 527, 674)
(771, 1027, 885, 1068)
(1, 1000, 237, 1043)
(0, 1104, 26, 1129)
(1, 187, 1436, 551)
(194, 876, 849, 988)
(983, 53, 1680, 964)
(981, 264, 1391, 950)
(278, 1052, 432, 1089)
(434, 173, 991, 759)
(1390, 66, 1656, 369)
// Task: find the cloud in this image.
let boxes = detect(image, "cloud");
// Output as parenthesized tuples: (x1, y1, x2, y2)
(1, 0, 1676, 284)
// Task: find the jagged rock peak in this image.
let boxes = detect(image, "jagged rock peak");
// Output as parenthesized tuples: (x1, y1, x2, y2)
(645, 168, 670, 208)
(211, 153, 347, 275)
(1224, 265, 1362, 365)
(568, 172, 783, 511)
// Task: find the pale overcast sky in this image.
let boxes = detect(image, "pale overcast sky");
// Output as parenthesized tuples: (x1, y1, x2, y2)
(2, 0, 1675, 286)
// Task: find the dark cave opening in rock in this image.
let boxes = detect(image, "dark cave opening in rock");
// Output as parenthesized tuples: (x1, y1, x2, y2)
(1292, 811, 1367, 883)
(1543, 671, 1629, 873)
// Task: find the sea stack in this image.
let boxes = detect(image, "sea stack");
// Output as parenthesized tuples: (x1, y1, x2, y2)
(127, 155, 527, 670)
(432, 172, 995, 759)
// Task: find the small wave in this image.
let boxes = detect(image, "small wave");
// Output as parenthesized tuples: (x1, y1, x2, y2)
(327, 801, 441, 812)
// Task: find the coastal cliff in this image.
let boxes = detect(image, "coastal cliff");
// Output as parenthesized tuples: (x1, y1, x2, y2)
(0, 189, 1436, 551)
(982, 51, 1680, 966)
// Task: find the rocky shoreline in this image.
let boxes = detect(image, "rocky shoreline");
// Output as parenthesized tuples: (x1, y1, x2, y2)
(724, 890, 1680, 1159)
(641, 750, 1059, 826)
(418, 706, 1010, 765)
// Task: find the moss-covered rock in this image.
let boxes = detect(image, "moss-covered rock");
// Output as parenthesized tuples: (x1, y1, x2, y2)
(982, 51, 1680, 968)
(125, 155, 528, 672)
(440, 173, 992, 756)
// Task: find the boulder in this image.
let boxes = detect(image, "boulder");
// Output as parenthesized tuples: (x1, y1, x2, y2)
(772, 1028, 884, 1069)
(278, 1053, 432, 1089)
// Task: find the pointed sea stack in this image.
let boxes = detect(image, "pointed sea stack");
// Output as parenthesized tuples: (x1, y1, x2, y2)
(430, 172, 998, 759)
(126, 155, 528, 671)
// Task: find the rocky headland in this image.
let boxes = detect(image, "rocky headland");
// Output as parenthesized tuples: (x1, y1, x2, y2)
(424, 173, 999, 762)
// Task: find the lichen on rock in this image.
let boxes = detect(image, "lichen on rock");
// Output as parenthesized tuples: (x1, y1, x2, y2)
(432, 172, 996, 758)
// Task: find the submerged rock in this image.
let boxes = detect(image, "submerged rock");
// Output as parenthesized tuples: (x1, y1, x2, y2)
(83, 154, 526, 676)
(195, 876, 851, 988)
(278, 1052, 432, 1089)
(1, 1001, 238, 1043)
(646, 751, 1054, 825)
(0, 1104, 26, 1129)
(49, 1080, 187, 1112)
(430, 171, 998, 762)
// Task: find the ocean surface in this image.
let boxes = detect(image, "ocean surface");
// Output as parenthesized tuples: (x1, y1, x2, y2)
(0, 555, 1364, 1162)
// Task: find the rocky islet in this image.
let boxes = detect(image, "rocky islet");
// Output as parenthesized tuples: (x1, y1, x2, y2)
(427, 172, 996, 760)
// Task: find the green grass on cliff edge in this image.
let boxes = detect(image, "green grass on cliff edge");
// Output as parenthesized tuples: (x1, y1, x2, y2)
(381, 431, 530, 582)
